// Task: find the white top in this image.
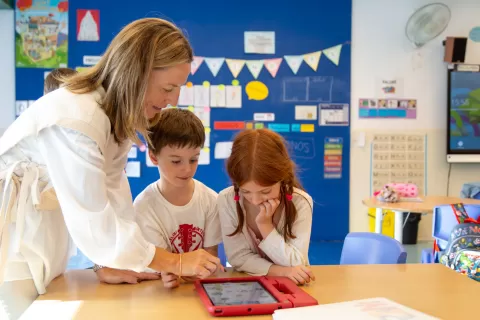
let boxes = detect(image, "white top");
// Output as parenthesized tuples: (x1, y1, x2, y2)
(134, 179, 222, 255)
(217, 186, 313, 276)
(0, 87, 155, 294)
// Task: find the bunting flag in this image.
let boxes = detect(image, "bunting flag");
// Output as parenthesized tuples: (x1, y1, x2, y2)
(303, 51, 322, 71)
(284, 55, 303, 75)
(191, 56, 204, 75)
(225, 59, 246, 78)
(205, 58, 225, 77)
(264, 58, 282, 78)
(246, 60, 264, 79)
(322, 44, 342, 66)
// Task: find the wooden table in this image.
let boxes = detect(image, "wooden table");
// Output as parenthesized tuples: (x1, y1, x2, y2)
(22, 264, 477, 319)
(362, 196, 480, 242)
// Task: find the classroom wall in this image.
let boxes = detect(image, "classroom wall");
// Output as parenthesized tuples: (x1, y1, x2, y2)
(350, 0, 480, 240)
(0, 9, 15, 136)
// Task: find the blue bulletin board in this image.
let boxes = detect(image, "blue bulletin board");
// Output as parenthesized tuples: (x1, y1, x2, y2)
(14, 0, 351, 241)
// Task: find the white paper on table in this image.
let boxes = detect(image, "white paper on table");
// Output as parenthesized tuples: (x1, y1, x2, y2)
(194, 85, 210, 107)
(125, 161, 141, 178)
(214, 142, 233, 159)
(210, 85, 227, 107)
(226, 86, 242, 108)
(178, 85, 194, 106)
(295, 105, 318, 120)
(199, 148, 210, 165)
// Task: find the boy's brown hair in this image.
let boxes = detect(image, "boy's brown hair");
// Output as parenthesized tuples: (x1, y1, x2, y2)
(44, 68, 77, 94)
(147, 108, 205, 154)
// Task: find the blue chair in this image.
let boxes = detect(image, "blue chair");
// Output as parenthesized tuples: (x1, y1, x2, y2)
(421, 204, 480, 263)
(340, 232, 407, 265)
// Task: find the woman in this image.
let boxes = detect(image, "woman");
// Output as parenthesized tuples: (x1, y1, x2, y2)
(0, 18, 221, 319)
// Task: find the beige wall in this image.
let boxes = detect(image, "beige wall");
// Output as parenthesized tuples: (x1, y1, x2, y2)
(351, 0, 480, 240)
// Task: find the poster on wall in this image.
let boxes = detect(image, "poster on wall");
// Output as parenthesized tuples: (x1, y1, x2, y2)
(77, 9, 100, 42)
(359, 98, 417, 119)
(15, 0, 69, 68)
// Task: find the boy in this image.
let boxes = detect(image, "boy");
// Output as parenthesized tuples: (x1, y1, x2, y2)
(96, 108, 222, 288)
(44, 68, 77, 94)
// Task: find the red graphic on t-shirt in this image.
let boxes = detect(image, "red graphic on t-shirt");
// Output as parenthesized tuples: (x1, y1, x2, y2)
(169, 224, 204, 253)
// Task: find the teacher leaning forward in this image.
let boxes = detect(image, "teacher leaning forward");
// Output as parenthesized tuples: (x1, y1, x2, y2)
(0, 18, 222, 319)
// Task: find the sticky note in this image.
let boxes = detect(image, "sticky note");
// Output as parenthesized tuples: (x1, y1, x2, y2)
(205, 127, 211, 133)
(246, 122, 253, 129)
(254, 122, 264, 129)
(214, 121, 245, 130)
(268, 123, 290, 132)
(291, 124, 301, 132)
(300, 124, 315, 132)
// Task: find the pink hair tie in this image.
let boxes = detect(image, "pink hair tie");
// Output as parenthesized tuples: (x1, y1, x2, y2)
(234, 195, 240, 201)
(286, 194, 293, 201)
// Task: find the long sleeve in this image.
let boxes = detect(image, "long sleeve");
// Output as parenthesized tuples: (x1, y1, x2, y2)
(258, 191, 313, 266)
(217, 189, 273, 275)
(36, 126, 156, 272)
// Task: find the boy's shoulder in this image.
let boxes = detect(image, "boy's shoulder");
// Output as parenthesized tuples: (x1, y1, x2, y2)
(193, 179, 218, 203)
(133, 181, 159, 208)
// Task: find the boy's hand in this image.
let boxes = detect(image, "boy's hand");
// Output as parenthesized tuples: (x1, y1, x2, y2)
(161, 272, 180, 288)
(95, 267, 161, 284)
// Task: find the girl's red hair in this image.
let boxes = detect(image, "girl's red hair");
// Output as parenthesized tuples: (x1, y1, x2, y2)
(226, 129, 303, 241)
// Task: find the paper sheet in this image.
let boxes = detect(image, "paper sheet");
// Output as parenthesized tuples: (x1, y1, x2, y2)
(295, 105, 317, 120)
(214, 142, 233, 159)
(178, 85, 194, 106)
(128, 147, 137, 159)
(204, 128, 210, 147)
(146, 150, 156, 167)
(193, 107, 211, 127)
(199, 148, 210, 165)
(210, 85, 226, 107)
(244, 31, 275, 54)
(226, 86, 242, 108)
(319, 103, 349, 126)
(125, 161, 141, 178)
(194, 85, 210, 107)
(254, 113, 275, 122)
(371, 134, 426, 195)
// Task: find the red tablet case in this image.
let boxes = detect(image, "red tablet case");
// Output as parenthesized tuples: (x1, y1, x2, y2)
(194, 276, 318, 317)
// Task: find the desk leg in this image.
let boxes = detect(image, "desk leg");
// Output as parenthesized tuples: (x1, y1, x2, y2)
(375, 208, 383, 234)
(393, 210, 404, 243)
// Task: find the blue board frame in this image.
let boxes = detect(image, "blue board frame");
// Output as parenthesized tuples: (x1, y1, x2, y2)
(14, 0, 351, 241)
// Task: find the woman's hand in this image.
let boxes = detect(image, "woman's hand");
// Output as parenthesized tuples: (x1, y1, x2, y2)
(95, 267, 161, 284)
(161, 272, 180, 289)
(180, 249, 225, 278)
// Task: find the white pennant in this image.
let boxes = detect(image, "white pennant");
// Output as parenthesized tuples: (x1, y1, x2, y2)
(204, 58, 225, 77)
(322, 45, 342, 66)
(284, 55, 303, 74)
(245, 60, 264, 79)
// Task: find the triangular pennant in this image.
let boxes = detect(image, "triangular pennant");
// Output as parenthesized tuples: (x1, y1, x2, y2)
(191, 56, 204, 75)
(204, 58, 225, 77)
(322, 45, 342, 66)
(245, 60, 264, 79)
(303, 51, 322, 71)
(284, 55, 303, 74)
(225, 59, 246, 78)
(264, 58, 282, 78)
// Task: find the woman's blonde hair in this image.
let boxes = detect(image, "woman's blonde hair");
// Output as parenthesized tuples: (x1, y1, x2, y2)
(63, 18, 193, 145)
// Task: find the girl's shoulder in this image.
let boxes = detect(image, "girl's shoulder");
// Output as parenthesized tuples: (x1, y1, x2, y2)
(218, 186, 235, 201)
(291, 187, 313, 212)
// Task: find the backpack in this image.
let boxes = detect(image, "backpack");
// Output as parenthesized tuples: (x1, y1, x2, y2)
(438, 203, 480, 282)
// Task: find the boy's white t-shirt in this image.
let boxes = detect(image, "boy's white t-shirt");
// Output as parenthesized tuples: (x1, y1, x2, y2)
(133, 179, 222, 254)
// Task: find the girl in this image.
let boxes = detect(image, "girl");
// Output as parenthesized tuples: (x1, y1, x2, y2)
(218, 129, 315, 285)
(0, 18, 221, 319)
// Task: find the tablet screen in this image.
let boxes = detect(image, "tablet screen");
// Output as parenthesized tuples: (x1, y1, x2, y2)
(202, 281, 278, 306)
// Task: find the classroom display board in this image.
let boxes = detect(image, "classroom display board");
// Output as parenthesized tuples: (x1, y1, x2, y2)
(13, 0, 352, 241)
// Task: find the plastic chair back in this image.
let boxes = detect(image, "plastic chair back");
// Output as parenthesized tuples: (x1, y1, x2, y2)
(340, 232, 407, 265)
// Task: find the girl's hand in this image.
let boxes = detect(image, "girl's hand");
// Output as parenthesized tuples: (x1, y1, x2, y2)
(180, 249, 225, 278)
(255, 198, 280, 226)
(161, 272, 180, 289)
(283, 266, 315, 285)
